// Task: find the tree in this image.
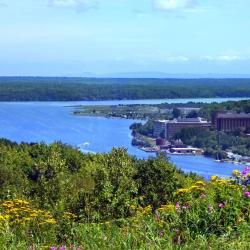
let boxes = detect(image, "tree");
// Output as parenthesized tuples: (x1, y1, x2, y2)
(186, 110, 198, 118)
(172, 108, 181, 118)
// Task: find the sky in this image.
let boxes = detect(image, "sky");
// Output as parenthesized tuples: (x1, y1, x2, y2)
(0, 0, 250, 77)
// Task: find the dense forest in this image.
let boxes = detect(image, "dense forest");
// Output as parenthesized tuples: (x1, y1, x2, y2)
(0, 139, 249, 249)
(0, 77, 250, 101)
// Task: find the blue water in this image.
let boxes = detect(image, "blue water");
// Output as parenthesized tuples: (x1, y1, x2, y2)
(0, 98, 247, 178)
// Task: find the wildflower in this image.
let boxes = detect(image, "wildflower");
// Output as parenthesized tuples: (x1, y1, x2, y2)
(50, 247, 57, 250)
(208, 204, 214, 213)
(233, 170, 240, 176)
(242, 167, 249, 175)
(172, 236, 178, 244)
(189, 185, 205, 193)
(244, 191, 250, 198)
(63, 212, 77, 220)
(141, 205, 152, 215)
(176, 202, 181, 212)
(218, 179, 228, 185)
(159, 231, 164, 237)
(211, 175, 218, 182)
(44, 218, 57, 224)
(59, 246, 66, 250)
(199, 193, 206, 199)
(176, 188, 189, 195)
(159, 204, 175, 212)
(218, 202, 225, 209)
(195, 181, 206, 187)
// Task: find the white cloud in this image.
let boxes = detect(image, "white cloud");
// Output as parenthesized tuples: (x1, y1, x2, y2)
(201, 55, 248, 62)
(217, 55, 244, 61)
(139, 53, 190, 63)
(48, 0, 98, 11)
(153, 0, 198, 11)
(163, 56, 190, 62)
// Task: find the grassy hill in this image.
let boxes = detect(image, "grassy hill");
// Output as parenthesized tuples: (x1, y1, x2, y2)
(0, 139, 249, 249)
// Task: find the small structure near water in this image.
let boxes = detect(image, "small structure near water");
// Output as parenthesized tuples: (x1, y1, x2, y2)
(169, 147, 204, 155)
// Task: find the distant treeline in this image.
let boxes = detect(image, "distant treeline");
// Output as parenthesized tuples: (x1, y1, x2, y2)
(0, 77, 250, 101)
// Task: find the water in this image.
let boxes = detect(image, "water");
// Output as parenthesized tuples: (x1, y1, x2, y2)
(0, 98, 247, 178)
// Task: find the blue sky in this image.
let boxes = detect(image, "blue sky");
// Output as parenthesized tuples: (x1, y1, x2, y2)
(0, 0, 250, 76)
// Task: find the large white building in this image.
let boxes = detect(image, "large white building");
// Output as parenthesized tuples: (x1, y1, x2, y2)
(154, 118, 211, 139)
(165, 117, 211, 139)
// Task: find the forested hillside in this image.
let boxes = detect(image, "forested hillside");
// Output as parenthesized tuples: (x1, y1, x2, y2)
(0, 77, 250, 101)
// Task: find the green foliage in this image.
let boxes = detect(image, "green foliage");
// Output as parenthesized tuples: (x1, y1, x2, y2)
(0, 139, 250, 250)
(0, 139, 184, 222)
(0, 77, 250, 101)
(0, 138, 250, 249)
(172, 108, 181, 118)
(186, 110, 198, 118)
(135, 157, 182, 208)
(130, 120, 154, 136)
(175, 127, 250, 158)
(199, 99, 250, 120)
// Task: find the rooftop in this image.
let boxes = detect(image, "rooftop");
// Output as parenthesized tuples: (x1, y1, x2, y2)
(169, 117, 210, 124)
(217, 113, 250, 119)
(154, 120, 169, 123)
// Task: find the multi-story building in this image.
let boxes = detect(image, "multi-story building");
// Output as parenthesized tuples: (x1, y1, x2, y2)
(214, 113, 250, 132)
(153, 120, 168, 137)
(165, 117, 211, 139)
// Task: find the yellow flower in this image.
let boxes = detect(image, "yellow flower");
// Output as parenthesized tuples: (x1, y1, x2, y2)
(218, 179, 228, 185)
(211, 176, 218, 182)
(158, 204, 175, 212)
(63, 212, 77, 220)
(176, 188, 189, 195)
(233, 170, 240, 176)
(194, 181, 206, 187)
(44, 219, 57, 224)
(30, 213, 38, 217)
(24, 217, 32, 221)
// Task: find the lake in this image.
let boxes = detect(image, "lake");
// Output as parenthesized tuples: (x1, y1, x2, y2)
(0, 97, 247, 178)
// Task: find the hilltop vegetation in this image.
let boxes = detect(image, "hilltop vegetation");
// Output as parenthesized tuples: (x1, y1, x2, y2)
(199, 99, 250, 120)
(0, 139, 249, 249)
(0, 77, 250, 101)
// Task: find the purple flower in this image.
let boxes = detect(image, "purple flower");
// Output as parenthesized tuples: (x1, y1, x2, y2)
(176, 202, 181, 212)
(159, 231, 164, 237)
(218, 202, 225, 209)
(50, 247, 57, 250)
(242, 167, 249, 175)
(200, 193, 206, 199)
(176, 202, 180, 209)
(59, 246, 66, 250)
(244, 191, 250, 198)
